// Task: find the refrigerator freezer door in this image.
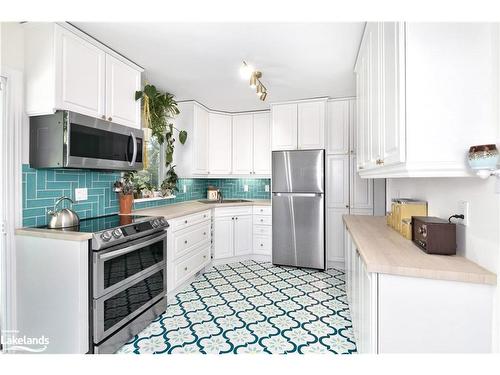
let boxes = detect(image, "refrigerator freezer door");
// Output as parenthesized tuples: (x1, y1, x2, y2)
(272, 192, 325, 269)
(272, 150, 324, 193)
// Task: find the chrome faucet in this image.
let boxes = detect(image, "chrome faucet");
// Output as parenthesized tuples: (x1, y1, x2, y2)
(217, 189, 223, 203)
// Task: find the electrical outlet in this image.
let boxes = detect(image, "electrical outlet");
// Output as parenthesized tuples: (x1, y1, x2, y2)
(75, 188, 88, 201)
(457, 200, 469, 226)
(243, 185, 249, 192)
(265, 184, 270, 192)
(183, 185, 187, 193)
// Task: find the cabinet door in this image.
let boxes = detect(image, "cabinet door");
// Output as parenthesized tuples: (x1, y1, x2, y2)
(253, 112, 271, 175)
(350, 156, 373, 210)
(298, 101, 325, 149)
(349, 99, 356, 155)
(327, 208, 348, 263)
(327, 100, 349, 154)
(213, 217, 234, 259)
(105, 55, 141, 128)
(193, 105, 209, 174)
(232, 114, 253, 174)
(271, 103, 297, 150)
(56, 26, 105, 119)
(381, 22, 406, 166)
(327, 155, 349, 209)
(366, 23, 382, 168)
(234, 215, 253, 256)
(355, 39, 370, 171)
(208, 113, 232, 174)
(360, 261, 378, 353)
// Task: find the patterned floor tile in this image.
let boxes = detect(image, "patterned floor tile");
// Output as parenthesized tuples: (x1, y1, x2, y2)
(117, 260, 357, 354)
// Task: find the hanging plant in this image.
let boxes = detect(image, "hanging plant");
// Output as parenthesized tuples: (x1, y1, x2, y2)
(135, 84, 187, 194)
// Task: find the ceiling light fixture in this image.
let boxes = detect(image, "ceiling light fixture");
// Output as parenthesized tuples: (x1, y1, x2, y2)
(240, 61, 268, 101)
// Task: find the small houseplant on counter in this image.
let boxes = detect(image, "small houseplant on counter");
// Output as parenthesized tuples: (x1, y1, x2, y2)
(113, 172, 135, 214)
(135, 84, 187, 196)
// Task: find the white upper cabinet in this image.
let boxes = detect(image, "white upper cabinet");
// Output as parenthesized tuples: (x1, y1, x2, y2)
(25, 23, 143, 128)
(232, 114, 254, 174)
(105, 55, 141, 128)
(271, 103, 298, 150)
(56, 26, 105, 119)
(355, 22, 496, 177)
(350, 155, 373, 210)
(271, 99, 327, 151)
(252, 113, 271, 175)
(193, 105, 210, 174)
(327, 155, 350, 209)
(208, 113, 232, 174)
(298, 100, 325, 150)
(327, 99, 350, 154)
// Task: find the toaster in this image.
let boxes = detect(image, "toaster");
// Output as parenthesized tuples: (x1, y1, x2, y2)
(412, 216, 457, 255)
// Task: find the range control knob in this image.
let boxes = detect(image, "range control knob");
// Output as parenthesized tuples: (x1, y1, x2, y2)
(101, 231, 112, 242)
(151, 219, 160, 228)
(112, 229, 122, 239)
(159, 218, 167, 226)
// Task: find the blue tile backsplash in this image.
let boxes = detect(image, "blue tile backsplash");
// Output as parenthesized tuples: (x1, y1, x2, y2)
(22, 164, 271, 227)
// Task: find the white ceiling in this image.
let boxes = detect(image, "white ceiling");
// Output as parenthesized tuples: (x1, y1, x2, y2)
(74, 22, 365, 112)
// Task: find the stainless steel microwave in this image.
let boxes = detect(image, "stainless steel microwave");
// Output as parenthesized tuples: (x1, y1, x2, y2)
(29, 111, 143, 171)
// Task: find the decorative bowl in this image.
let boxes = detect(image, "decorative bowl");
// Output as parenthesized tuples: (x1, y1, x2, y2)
(467, 144, 499, 170)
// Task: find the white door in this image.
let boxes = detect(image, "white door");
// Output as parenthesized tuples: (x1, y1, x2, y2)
(233, 215, 253, 256)
(209, 113, 232, 175)
(327, 155, 350, 209)
(350, 155, 373, 210)
(232, 114, 253, 175)
(381, 22, 406, 166)
(213, 217, 234, 259)
(193, 105, 209, 174)
(327, 100, 349, 154)
(271, 103, 297, 150)
(253, 112, 271, 175)
(327, 208, 349, 263)
(298, 101, 325, 149)
(105, 55, 141, 128)
(56, 27, 105, 119)
(367, 23, 381, 168)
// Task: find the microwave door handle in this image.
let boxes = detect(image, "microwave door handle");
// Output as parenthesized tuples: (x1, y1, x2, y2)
(129, 131, 138, 167)
(98, 231, 167, 260)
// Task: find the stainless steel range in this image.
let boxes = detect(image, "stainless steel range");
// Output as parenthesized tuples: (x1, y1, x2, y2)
(52, 214, 169, 353)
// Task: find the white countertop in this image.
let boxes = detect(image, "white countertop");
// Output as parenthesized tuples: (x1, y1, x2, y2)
(15, 199, 271, 241)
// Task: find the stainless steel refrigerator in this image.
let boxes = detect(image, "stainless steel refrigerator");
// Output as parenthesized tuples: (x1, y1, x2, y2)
(272, 149, 325, 270)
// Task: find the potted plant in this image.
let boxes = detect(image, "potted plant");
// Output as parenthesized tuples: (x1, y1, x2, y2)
(160, 165, 179, 198)
(135, 84, 187, 194)
(114, 172, 135, 214)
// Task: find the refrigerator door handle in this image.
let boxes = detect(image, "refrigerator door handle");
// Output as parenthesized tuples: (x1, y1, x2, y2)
(273, 192, 322, 197)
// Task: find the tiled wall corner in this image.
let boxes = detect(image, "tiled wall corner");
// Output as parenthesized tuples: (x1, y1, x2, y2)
(22, 164, 271, 227)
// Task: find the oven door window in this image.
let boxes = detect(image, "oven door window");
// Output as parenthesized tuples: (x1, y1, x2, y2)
(103, 269, 164, 332)
(70, 123, 142, 162)
(104, 239, 164, 290)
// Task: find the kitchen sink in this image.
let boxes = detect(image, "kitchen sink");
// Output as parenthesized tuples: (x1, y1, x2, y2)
(198, 199, 251, 204)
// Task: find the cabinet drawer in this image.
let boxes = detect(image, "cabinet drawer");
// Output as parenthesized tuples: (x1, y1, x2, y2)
(253, 206, 272, 216)
(254, 215, 272, 226)
(214, 206, 253, 217)
(173, 221, 211, 260)
(253, 225, 272, 236)
(253, 235, 272, 251)
(170, 210, 211, 232)
(174, 245, 211, 288)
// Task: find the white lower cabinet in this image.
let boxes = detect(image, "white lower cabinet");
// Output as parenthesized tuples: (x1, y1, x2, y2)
(213, 207, 253, 260)
(326, 208, 348, 263)
(167, 210, 212, 293)
(253, 206, 272, 256)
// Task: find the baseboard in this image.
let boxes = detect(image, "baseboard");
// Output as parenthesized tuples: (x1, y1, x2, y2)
(211, 254, 272, 266)
(328, 260, 345, 270)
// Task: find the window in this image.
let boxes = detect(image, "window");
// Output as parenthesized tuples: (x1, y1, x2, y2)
(142, 136, 161, 188)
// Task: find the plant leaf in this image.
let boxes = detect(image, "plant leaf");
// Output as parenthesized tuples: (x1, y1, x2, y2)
(135, 91, 143, 101)
(179, 130, 187, 144)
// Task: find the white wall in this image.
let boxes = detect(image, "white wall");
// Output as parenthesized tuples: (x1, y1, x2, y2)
(387, 177, 500, 351)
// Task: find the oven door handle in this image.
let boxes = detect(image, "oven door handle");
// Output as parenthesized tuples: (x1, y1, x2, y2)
(98, 231, 167, 260)
(129, 131, 138, 167)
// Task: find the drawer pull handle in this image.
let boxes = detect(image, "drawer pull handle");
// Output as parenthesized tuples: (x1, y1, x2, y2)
(203, 214, 207, 218)
(235, 217, 238, 220)
(260, 219, 263, 222)
(184, 240, 188, 244)
(184, 267, 188, 271)
(203, 255, 207, 259)
(203, 232, 206, 235)
(260, 209, 263, 212)
(260, 244, 263, 247)
(184, 220, 188, 224)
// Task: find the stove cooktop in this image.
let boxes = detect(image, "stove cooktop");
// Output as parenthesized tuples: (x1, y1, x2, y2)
(39, 214, 152, 233)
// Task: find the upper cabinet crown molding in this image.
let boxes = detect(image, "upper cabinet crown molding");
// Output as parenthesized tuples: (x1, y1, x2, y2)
(355, 22, 497, 178)
(24, 23, 142, 129)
